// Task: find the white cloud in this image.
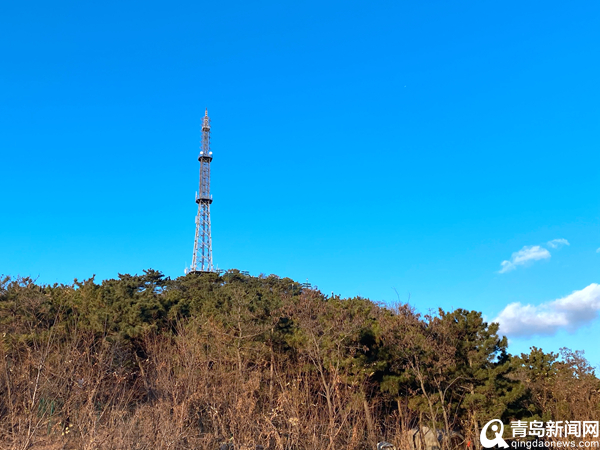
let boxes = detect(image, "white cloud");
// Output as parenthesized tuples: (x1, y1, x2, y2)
(494, 284, 600, 338)
(499, 245, 551, 273)
(596, 248, 600, 254)
(547, 238, 570, 249)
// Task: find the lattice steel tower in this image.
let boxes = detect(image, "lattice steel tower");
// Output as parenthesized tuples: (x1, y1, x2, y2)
(190, 108, 214, 273)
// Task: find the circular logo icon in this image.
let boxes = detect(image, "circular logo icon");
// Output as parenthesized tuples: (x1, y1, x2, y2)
(480, 419, 509, 449)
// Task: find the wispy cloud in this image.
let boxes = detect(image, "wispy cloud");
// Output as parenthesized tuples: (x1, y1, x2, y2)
(494, 284, 600, 338)
(499, 245, 551, 273)
(596, 248, 600, 254)
(547, 238, 570, 249)
(498, 238, 569, 273)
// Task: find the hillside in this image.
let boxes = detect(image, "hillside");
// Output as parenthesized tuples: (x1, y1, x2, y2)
(1, 270, 598, 450)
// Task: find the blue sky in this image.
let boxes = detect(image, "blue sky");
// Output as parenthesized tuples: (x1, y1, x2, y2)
(1, 1, 599, 365)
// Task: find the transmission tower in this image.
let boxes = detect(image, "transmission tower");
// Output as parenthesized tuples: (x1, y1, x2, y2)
(189, 108, 214, 273)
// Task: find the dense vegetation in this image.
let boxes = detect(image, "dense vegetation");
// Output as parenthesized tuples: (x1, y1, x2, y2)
(1, 270, 598, 450)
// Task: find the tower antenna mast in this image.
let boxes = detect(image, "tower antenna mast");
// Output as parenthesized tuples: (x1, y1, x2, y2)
(189, 108, 214, 273)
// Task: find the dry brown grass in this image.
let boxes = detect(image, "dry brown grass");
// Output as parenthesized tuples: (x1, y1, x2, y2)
(0, 315, 384, 450)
